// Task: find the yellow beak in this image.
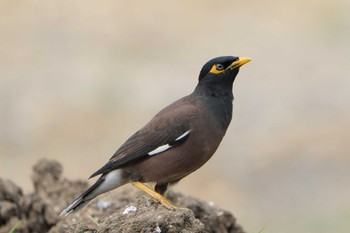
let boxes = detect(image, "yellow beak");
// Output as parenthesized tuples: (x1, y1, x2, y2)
(227, 57, 252, 70)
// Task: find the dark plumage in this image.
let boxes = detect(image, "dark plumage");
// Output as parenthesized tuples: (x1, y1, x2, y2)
(60, 56, 251, 216)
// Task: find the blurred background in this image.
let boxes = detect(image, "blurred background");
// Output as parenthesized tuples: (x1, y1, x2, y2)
(1, 0, 350, 232)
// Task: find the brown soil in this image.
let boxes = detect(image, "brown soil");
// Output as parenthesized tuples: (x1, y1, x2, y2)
(0, 159, 245, 233)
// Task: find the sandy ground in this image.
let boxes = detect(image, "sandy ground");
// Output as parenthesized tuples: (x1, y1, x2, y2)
(1, 1, 350, 232)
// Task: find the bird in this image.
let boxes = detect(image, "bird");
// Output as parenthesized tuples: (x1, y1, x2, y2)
(60, 56, 251, 216)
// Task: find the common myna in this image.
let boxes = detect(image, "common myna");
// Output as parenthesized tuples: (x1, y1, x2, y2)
(60, 56, 251, 216)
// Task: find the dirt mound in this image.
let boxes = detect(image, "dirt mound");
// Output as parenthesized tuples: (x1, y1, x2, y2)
(0, 159, 244, 233)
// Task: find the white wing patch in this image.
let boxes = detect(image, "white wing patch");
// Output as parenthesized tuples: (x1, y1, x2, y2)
(175, 130, 191, 141)
(147, 130, 191, 157)
(148, 144, 172, 156)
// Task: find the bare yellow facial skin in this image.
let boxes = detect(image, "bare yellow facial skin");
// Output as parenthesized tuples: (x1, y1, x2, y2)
(209, 57, 252, 75)
(209, 64, 225, 74)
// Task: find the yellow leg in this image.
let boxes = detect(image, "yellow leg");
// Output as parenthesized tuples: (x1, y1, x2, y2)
(131, 182, 177, 209)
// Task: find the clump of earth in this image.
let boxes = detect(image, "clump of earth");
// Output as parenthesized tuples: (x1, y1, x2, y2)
(0, 159, 245, 233)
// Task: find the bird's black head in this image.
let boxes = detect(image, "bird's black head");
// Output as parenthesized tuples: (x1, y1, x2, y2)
(198, 56, 251, 84)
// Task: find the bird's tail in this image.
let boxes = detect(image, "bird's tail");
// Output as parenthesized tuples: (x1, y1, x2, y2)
(60, 170, 126, 216)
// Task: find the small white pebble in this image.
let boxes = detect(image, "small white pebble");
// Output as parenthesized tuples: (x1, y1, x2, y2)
(155, 225, 161, 233)
(122, 205, 137, 215)
(208, 201, 216, 207)
(97, 200, 112, 210)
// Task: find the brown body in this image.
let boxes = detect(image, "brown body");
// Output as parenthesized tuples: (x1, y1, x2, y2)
(127, 94, 231, 184)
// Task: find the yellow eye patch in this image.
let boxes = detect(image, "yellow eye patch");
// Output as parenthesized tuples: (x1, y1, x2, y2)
(209, 64, 225, 74)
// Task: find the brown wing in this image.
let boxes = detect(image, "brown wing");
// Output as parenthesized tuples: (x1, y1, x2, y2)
(89, 96, 197, 178)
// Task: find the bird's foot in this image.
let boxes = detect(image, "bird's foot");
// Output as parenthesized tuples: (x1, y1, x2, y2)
(131, 182, 177, 209)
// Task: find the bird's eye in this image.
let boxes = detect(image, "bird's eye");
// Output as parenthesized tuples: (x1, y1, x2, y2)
(216, 64, 224, 71)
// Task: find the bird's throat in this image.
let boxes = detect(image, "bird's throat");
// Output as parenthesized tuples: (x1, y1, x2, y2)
(193, 84, 233, 130)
